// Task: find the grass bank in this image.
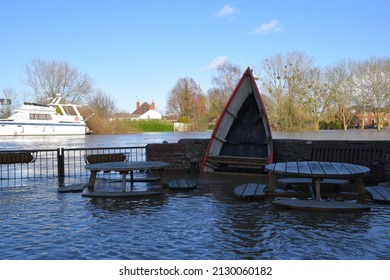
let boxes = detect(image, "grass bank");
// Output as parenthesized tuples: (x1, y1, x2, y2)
(88, 118, 174, 134)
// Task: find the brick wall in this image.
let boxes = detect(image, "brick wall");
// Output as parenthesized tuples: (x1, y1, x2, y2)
(178, 139, 209, 171)
(146, 143, 190, 170)
(145, 138, 390, 180)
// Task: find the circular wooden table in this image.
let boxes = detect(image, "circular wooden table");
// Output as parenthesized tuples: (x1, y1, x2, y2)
(265, 161, 370, 200)
(85, 161, 170, 193)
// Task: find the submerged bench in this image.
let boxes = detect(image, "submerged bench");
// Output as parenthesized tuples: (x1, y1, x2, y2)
(234, 183, 267, 199)
(206, 155, 270, 173)
(0, 151, 37, 164)
(279, 142, 387, 187)
(310, 142, 386, 183)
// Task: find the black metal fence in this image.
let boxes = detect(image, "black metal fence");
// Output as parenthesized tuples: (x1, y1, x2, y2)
(0, 146, 146, 180)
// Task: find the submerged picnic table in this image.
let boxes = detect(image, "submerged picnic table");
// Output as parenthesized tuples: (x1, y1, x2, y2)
(265, 161, 370, 200)
(84, 161, 170, 197)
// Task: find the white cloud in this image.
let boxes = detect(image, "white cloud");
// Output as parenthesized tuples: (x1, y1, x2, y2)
(253, 20, 282, 34)
(215, 5, 239, 18)
(201, 56, 228, 72)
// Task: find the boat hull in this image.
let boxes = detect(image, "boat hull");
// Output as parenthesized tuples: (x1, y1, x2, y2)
(0, 95, 89, 136)
(201, 67, 273, 173)
(0, 122, 87, 136)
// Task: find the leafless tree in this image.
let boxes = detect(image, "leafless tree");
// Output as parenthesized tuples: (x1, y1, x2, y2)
(354, 57, 390, 130)
(300, 67, 334, 130)
(23, 59, 94, 104)
(87, 90, 117, 118)
(166, 77, 204, 119)
(325, 60, 357, 130)
(207, 61, 242, 119)
(0, 87, 20, 118)
(259, 52, 313, 130)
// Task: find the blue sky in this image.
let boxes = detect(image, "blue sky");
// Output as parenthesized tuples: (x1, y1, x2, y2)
(1, 0, 389, 113)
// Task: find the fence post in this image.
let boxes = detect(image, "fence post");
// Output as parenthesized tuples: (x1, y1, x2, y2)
(57, 148, 65, 178)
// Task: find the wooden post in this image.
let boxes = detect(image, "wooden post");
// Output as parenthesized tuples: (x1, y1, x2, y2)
(57, 148, 65, 178)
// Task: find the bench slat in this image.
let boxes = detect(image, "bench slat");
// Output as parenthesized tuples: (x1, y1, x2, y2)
(310, 142, 386, 182)
(84, 153, 128, 164)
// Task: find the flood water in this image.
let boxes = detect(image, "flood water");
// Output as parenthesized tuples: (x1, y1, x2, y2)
(0, 129, 389, 150)
(1, 130, 390, 260)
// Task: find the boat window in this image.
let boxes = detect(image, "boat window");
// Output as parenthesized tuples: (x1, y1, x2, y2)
(29, 113, 52, 120)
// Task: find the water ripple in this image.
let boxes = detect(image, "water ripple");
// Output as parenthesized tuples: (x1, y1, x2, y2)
(1, 175, 389, 260)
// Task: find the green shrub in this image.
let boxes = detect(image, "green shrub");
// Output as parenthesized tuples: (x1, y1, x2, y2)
(127, 119, 174, 132)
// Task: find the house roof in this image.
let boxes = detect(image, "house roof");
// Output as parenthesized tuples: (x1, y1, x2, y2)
(132, 102, 153, 116)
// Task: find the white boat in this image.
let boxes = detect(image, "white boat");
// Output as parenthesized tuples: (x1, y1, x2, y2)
(0, 95, 90, 136)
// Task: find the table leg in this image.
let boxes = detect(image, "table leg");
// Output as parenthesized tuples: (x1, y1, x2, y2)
(158, 169, 169, 188)
(88, 171, 97, 192)
(120, 171, 127, 192)
(315, 178, 321, 201)
(309, 179, 316, 200)
(267, 173, 278, 193)
(130, 170, 134, 190)
(354, 176, 366, 199)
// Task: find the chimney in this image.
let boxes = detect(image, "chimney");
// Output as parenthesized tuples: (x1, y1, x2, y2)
(136, 100, 140, 109)
(149, 100, 155, 110)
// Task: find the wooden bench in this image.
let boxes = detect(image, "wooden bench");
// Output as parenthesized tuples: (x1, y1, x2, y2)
(0, 151, 37, 164)
(234, 183, 267, 199)
(84, 153, 128, 164)
(206, 155, 270, 173)
(278, 142, 387, 187)
(310, 142, 386, 183)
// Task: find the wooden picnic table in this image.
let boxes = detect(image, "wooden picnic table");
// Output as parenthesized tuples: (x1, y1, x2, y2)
(265, 161, 370, 200)
(85, 161, 170, 193)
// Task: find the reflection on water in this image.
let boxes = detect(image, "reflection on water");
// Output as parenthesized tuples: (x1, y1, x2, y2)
(0, 173, 389, 259)
(1, 131, 390, 260)
(0, 129, 389, 150)
(0, 132, 212, 150)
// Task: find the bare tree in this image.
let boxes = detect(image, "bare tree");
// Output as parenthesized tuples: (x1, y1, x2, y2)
(354, 57, 390, 130)
(87, 90, 117, 118)
(78, 90, 118, 134)
(300, 67, 334, 130)
(207, 61, 242, 119)
(367, 57, 390, 130)
(325, 60, 357, 130)
(1, 87, 20, 118)
(206, 87, 224, 119)
(23, 59, 94, 104)
(166, 77, 204, 119)
(259, 52, 313, 130)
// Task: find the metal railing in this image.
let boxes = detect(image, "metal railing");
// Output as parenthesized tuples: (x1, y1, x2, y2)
(0, 149, 58, 179)
(60, 146, 146, 177)
(0, 146, 146, 180)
